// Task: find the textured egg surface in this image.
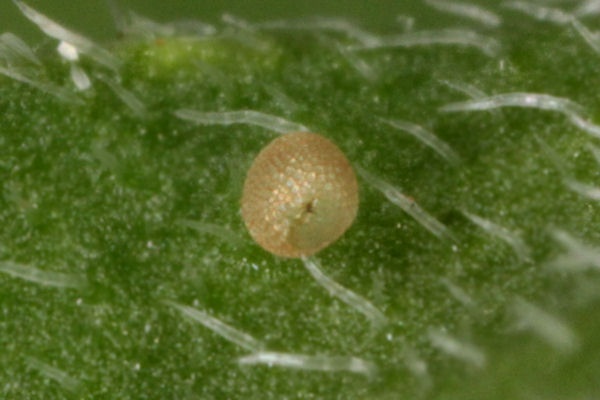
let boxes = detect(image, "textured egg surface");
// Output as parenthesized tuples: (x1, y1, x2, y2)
(241, 132, 359, 258)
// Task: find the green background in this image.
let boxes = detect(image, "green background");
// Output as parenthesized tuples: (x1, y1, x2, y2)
(0, 0, 456, 42)
(1, 0, 600, 398)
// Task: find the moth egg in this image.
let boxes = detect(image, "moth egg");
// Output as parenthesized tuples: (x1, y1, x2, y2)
(241, 132, 358, 258)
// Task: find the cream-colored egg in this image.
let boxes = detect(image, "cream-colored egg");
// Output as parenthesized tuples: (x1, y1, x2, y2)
(242, 132, 358, 258)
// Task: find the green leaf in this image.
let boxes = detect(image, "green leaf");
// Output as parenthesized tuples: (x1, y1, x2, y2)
(1, 1, 600, 398)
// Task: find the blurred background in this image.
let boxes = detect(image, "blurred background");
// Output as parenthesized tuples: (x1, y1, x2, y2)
(0, 0, 483, 44)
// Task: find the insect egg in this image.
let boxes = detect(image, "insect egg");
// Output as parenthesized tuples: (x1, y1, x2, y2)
(241, 132, 359, 258)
